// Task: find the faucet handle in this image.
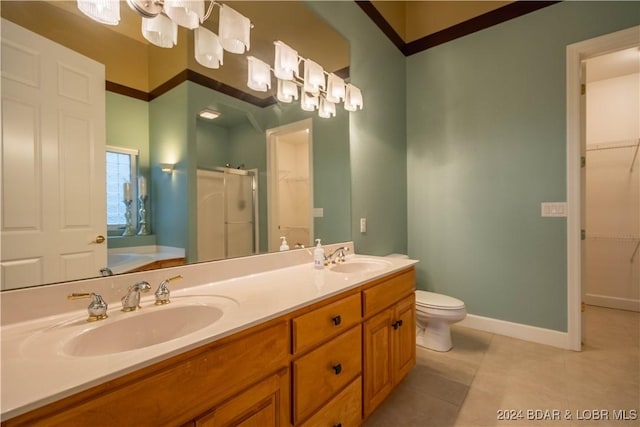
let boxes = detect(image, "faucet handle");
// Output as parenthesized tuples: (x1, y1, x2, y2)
(155, 275, 183, 305)
(68, 292, 108, 322)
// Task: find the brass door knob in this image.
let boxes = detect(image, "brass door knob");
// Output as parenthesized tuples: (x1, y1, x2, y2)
(95, 235, 106, 244)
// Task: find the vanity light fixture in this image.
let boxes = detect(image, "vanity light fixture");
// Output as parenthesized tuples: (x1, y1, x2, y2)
(78, 0, 250, 70)
(160, 163, 175, 174)
(198, 108, 221, 120)
(246, 40, 363, 118)
(77, 0, 120, 25)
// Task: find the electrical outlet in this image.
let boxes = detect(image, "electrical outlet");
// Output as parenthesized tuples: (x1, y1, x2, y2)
(541, 202, 567, 217)
(360, 218, 367, 233)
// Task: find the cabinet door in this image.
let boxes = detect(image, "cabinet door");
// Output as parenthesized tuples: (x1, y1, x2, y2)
(363, 308, 394, 418)
(194, 370, 289, 427)
(392, 294, 416, 384)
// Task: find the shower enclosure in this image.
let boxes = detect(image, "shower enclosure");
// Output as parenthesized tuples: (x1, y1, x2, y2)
(196, 167, 258, 261)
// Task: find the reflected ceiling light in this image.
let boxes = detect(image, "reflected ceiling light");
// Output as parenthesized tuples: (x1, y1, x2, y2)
(160, 163, 175, 173)
(164, 0, 205, 29)
(344, 84, 364, 111)
(199, 108, 221, 120)
(274, 41, 298, 80)
(195, 27, 223, 68)
(142, 15, 177, 48)
(219, 3, 251, 54)
(277, 79, 298, 103)
(77, 0, 120, 25)
(247, 56, 271, 92)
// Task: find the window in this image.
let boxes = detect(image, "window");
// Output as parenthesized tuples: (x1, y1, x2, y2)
(106, 146, 139, 230)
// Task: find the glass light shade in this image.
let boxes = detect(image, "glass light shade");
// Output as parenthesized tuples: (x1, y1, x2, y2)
(163, 0, 204, 29)
(318, 98, 336, 118)
(247, 56, 271, 92)
(274, 41, 298, 81)
(195, 27, 223, 69)
(301, 92, 318, 112)
(344, 84, 364, 111)
(77, 0, 120, 25)
(277, 79, 298, 103)
(219, 4, 251, 54)
(326, 74, 345, 103)
(142, 15, 178, 48)
(303, 59, 325, 95)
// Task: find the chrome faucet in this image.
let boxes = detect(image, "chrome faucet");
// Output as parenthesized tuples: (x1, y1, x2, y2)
(121, 281, 151, 312)
(325, 246, 350, 265)
(100, 267, 113, 276)
(154, 275, 183, 305)
(68, 292, 108, 322)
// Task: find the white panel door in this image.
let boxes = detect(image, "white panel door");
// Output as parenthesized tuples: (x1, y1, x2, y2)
(197, 170, 226, 262)
(1, 19, 106, 290)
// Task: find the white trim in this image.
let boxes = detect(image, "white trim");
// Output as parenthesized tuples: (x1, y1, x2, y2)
(459, 314, 572, 350)
(566, 25, 640, 352)
(584, 294, 640, 312)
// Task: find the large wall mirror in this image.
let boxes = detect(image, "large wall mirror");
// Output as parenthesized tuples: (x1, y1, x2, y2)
(1, 1, 352, 290)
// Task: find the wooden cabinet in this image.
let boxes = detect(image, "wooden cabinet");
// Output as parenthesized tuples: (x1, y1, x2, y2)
(3, 267, 416, 427)
(362, 271, 416, 419)
(291, 293, 362, 425)
(191, 370, 289, 427)
(3, 321, 289, 427)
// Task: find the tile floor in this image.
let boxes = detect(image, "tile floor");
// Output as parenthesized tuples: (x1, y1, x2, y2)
(364, 305, 639, 427)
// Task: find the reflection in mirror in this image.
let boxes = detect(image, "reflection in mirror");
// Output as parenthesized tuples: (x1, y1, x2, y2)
(0, 1, 352, 290)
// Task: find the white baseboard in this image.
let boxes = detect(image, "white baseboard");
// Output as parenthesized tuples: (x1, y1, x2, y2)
(458, 314, 573, 350)
(584, 294, 640, 312)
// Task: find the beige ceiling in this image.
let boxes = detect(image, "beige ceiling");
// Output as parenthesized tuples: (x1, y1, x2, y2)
(370, 1, 514, 43)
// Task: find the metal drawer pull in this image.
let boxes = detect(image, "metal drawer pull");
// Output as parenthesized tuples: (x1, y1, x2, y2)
(392, 319, 403, 330)
(333, 424, 343, 427)
(332, 363, 342, 375)
(332, 315, 342, 326)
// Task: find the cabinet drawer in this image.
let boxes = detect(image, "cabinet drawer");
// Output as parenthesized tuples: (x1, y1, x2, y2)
(293, 326, 362, 424)
(292, 293, 361, 354)
(298, 376, 362, 427)
(362, 269, 415, 317)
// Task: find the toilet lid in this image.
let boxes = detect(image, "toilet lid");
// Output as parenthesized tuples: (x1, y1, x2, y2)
(415, 290, 465, 309)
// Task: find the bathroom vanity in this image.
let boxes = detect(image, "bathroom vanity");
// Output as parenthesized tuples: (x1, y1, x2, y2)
(0, 245, 416, 426)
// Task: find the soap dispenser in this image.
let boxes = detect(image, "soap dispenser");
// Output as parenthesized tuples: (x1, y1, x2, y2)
(313, 238, 325, 269)
(279, 236, 290, 251)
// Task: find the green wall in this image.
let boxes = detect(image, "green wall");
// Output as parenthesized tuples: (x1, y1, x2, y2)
(405, 2, 639, 331)
(308, 1, 408, 256)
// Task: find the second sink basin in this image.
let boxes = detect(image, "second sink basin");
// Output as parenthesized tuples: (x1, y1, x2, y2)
(329, 258, 392, 274)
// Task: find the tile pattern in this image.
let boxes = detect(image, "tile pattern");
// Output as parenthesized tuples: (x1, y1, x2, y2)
(364, 306, 639, 427)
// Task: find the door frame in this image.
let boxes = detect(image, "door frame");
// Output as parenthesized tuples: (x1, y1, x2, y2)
(565, 25, 639, 351)
(266, 118, 314, 252)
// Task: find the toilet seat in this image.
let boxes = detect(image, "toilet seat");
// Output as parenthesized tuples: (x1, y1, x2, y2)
(416, 290, 465, 310)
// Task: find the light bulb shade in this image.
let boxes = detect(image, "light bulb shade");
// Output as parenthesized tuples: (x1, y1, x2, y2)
(142, 15, 178, 48)
(344, 84, 363, 111)
(326, 74, 345, 103)
(77, 0, 120, 25)
(277, 79, 298, 103)
(219, 4, 251, 54)
(274, 41, 298, 81)
(163, 0, 205, 29)
(303, 59, 325, 95)
(195, 27, 223, 69)
(247, 56, 271, 92)
(301, 92, 318, 112)
(319, 98, 336, 118)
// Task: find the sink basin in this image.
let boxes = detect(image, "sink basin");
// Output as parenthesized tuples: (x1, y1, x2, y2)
(63, 304, 223, 357)
(329, 258, 392, 274)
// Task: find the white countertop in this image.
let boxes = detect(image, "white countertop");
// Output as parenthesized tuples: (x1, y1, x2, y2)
(0, 248, 417, 421)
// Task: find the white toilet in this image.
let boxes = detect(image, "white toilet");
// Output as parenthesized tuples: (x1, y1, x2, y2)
(415, 290, 466, 352)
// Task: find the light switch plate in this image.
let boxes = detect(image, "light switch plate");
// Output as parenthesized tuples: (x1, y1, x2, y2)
(541, 202, 567, 217)
(313, 208, 324, 218)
